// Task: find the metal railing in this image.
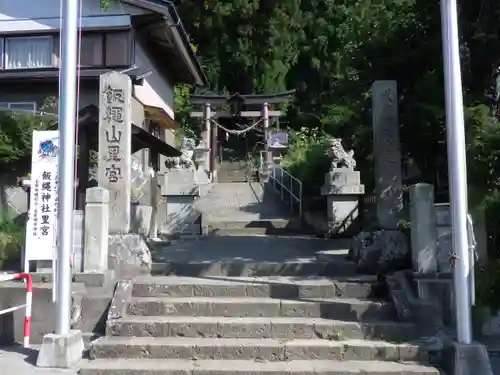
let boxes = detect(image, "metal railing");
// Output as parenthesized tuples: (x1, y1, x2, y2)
(259, 151, 303, 218)
(0, 272, 32, 347)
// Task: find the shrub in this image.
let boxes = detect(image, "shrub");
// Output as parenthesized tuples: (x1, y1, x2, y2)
(475, 261, 500, 310)
(281, 127, 331, 197)
(0, 214, 24, 270)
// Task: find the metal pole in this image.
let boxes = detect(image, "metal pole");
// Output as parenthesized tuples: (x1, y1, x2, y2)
(440, 0, 472, 344)
(56, 0, 79, 335)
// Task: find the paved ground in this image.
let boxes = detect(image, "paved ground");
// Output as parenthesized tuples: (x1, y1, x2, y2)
(0, 346, 79, 374)
(195, 182, 293, 222)
(151, 235, 351, 263)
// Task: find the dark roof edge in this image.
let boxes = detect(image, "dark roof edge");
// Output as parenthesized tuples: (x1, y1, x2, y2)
(121, 0, 208, 86)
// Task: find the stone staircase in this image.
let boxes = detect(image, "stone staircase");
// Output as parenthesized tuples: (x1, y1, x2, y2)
(217, 160, 255, 182)
(79, 180, 440, 374)
(80, 273, 439, 374)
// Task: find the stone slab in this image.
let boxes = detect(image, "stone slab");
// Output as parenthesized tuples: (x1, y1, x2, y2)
(36, 330, 84, 368)
(126, 297, 394, 321)
(435, 203, 451, 226)
(150, 261, 357, 277)
(161, 170, 199, 196)
(131, 276, 379, 299)
(107, 316, 418, 341)
(108, 234, 152, 279)
(90, 336, 429, 362)
(409, 183, 438, 273)
(79, 358, 439, 375)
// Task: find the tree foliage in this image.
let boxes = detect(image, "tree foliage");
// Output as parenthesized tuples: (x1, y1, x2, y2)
(173, 0, 500, 202)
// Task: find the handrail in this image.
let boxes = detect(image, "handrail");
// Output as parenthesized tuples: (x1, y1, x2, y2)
(259, 151, 303, 218)
(0, 272, 33, 347)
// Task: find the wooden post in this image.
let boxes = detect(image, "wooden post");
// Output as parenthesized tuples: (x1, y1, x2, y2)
(76, 129, 89, 210)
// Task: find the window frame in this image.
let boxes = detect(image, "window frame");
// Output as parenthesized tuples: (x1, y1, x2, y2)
(4, 35, 54, 70)
(0, 101, 37, 114)
(0, 30, 133, 71)
(103, 31, 133, 68)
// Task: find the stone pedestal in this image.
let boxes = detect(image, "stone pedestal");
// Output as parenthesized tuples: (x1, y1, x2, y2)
(321, 169, 364, 235)
(161, 169, 201, 236)
(36, 330, 84, 368)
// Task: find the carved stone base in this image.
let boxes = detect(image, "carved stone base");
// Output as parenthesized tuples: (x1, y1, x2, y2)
(321, 169, 364, 235)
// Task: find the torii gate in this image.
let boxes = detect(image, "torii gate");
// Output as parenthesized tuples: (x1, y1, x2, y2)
(189, 90, 295, 181)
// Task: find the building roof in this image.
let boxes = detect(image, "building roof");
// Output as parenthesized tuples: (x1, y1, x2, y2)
(50, 104, 182, 157)
(123, 0, 207, 86)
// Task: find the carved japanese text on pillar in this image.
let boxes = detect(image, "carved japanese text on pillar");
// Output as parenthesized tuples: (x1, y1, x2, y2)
(102, 85, 125, 184)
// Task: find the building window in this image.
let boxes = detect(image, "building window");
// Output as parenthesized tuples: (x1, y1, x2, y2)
(5, 36, 53, 69)
(0, 102, 37, 114)
(105, 32, 131, 67)
(80, 34, 104, 67)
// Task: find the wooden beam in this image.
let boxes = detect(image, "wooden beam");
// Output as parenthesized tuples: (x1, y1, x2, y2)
(189, 110, 282, 118)
(190, 89, 296, 105)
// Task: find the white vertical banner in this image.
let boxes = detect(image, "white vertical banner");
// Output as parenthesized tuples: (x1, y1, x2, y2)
(25, 130, 59, 263)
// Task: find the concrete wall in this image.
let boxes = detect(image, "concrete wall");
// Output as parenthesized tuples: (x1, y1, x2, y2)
(133, 39, 175, 120)
(0, 0, 143, 33)
(0, 282, 111, 345)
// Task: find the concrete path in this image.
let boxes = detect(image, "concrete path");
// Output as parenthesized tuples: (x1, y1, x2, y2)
(0, 346, 78, 374)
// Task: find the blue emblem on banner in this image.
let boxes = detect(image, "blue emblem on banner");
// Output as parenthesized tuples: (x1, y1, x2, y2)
(38, 139, 58, 158)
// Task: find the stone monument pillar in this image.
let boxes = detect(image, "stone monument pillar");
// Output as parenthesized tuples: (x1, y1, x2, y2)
(84, 187, 109, 272)
(409, 183, 438, 273)
(98, 71, 132, 233)
(372, 80, 403, 229)
(203, 103, 211, 174)
(321, 138, 364, 235)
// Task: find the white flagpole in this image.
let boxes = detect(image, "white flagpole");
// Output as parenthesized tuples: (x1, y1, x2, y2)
(440, 0, 472, 344)
(55, 0, 79, 335)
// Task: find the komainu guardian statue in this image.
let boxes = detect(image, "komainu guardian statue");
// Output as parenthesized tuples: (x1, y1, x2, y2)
(165, 137, 196, 169)
(326, 138, 356, 170)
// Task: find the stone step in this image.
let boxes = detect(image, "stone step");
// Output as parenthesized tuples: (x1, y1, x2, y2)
(79, 359, 440, 375)
(127, 297, 395, 321)
(132, 276, 381, 299)
(106, 316, 417, 342)
(151, 261, 357, 277)
(205, 220, 304, 236)
(207, 228, 304, 236)
(206, 220, 300, 230)
(90, 337, 429, 362)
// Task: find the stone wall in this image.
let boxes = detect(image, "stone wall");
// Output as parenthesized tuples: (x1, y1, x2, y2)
(0, 169, 30, 219)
